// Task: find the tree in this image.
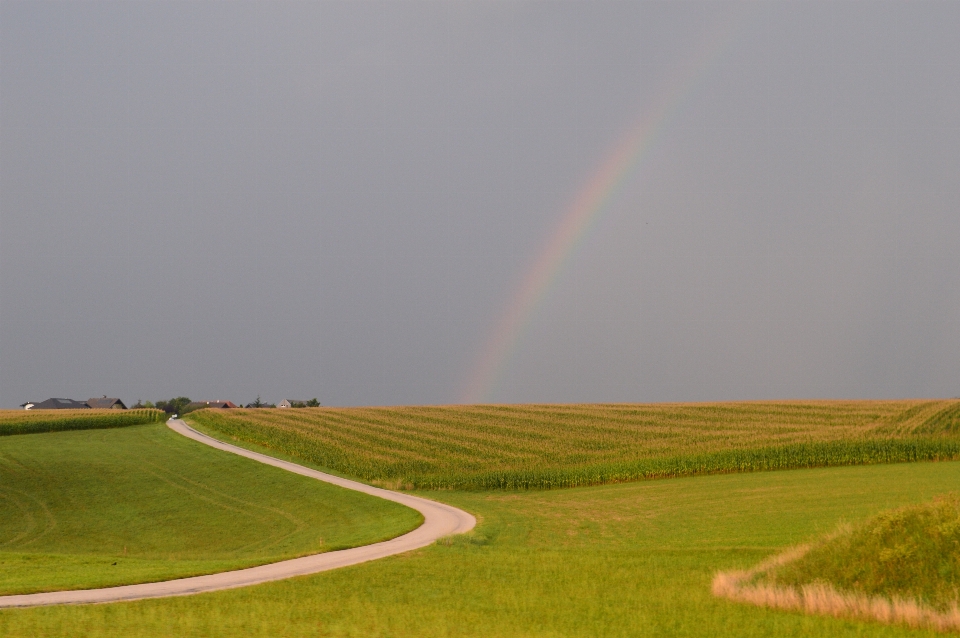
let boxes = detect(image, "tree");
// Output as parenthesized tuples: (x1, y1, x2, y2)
(155, 397, 191, 415)
(306, 398, 320, 407)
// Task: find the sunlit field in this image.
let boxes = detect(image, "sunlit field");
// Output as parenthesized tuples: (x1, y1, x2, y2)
(3, 459, 958, 637)
(188, 401, 960, 489)
(0, 424, 420, 595)
(4, 403, 960, 636)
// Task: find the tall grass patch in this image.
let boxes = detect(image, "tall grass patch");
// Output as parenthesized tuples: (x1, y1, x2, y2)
(0, 409, 165, 436)
(775, 495, 960, 609)
(714, 495, 960, 631)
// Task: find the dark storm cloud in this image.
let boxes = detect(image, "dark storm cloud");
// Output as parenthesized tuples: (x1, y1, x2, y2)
(1, 1, 958, 407)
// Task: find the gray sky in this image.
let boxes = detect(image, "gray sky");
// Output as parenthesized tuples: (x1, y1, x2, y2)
(2, 1, 959, 408)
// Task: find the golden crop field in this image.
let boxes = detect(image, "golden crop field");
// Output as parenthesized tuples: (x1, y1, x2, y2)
(187, 400, 960, 490)
(0, 409, 166, 436)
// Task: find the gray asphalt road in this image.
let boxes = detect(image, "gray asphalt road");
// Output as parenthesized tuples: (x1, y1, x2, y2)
(0, 419, 475, 608)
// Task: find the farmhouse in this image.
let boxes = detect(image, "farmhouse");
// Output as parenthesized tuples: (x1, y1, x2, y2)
(23, 398, 91, 410)
(86, 397, 127, 409)
(278, 399, 320, 408)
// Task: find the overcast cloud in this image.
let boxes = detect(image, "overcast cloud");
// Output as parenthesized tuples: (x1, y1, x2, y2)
(2, 1, 959, 408)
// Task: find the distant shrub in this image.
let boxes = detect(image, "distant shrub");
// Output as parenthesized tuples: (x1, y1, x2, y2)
(286, 399, 321, 408)
(0, 409, 166, 436)
(154, 397, 191, 415)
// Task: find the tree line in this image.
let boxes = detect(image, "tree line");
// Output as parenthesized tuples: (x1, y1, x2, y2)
(131, 396, 320, 415)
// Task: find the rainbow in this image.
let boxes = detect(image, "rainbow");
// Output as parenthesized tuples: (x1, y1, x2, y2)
(459, 13, 746, 404)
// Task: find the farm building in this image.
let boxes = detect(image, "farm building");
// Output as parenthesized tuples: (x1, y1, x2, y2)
(278, 399, 319, 408)
(22, 398, 91, 410)
(22, 397, 126, 410)
(86, 397, 127, 409)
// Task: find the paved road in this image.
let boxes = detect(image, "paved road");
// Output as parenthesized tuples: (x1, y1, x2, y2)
(0, 419, 475, 608)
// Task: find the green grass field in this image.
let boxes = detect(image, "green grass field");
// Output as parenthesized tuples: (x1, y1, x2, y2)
(4, 402, 960, 636)
(3, 459, 959, 636)
(187, 401, 960, 489)
(0, 408, 165, 436)
(0, 423, 421, 595)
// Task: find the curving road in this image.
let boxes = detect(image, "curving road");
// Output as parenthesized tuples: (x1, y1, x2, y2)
(0, 419, 475, 608)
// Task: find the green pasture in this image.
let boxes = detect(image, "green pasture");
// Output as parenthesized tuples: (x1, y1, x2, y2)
(0, 423, 421, 595)
(4, 457, 960, 636)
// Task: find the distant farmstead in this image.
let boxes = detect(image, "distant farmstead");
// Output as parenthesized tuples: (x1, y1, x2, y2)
(21, 397, 125, 410)
(186, 401, 238, 410)
(278, 399, 320, 408)
(22, 398, 88, 410)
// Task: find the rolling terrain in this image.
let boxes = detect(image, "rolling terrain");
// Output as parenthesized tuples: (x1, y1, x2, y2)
(3, 401, 960, 636)
(188, 400, 960, 489)
(2, 459, 957, 636)
(0, 423, 420, 595)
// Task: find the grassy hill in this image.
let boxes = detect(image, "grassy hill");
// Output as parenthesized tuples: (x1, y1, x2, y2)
(187, 400, 960, 489)
(710, 494, 960, 631)
(775, 494, 960, 610)
(0, 423, 420, 595)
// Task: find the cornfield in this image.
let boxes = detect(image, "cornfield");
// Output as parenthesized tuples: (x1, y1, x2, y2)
(187, 400, 960, 490)
(0, 409, 166, 436)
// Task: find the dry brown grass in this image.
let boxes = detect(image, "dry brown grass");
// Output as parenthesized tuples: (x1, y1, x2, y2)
(713, 542, 960, 632)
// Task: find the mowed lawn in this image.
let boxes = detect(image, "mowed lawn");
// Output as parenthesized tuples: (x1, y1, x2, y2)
(0, 423, 421, 595)
(188, 400, 960, 489)
(3, 459, 960, 637)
